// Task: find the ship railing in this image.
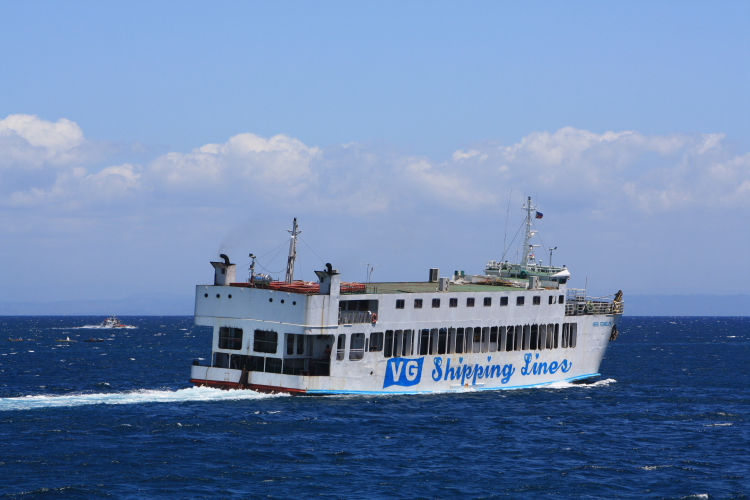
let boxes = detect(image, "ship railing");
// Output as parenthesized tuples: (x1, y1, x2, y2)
(564, 289, 625, 316)
(338, 310, 373, 325)
(348, 348, 365, 361)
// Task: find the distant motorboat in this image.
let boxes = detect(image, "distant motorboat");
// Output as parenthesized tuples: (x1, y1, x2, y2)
(56, 336, 77, 343)
(6, 338, 22, 342)
(85, 337, 105, 342)
(99, 316, 135, 329)
(73, 316, 136, 330)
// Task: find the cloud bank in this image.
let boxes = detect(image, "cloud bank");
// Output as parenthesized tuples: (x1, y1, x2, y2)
(3, 115, 748, 219)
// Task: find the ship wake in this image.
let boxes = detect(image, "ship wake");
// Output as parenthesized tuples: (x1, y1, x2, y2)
(0, 386, 285, 411)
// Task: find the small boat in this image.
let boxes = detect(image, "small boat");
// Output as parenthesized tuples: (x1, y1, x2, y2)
(56, 336, 77, 343)
(6, 338, 22, 342)
(99, 316, 134, 329)
(85, 337, 104, 342)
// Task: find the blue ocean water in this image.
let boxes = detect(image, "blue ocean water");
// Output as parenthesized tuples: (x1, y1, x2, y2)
(0, 316, 747, 500)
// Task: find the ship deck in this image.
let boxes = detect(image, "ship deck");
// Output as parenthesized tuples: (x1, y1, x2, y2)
(365, 281, 525, 294)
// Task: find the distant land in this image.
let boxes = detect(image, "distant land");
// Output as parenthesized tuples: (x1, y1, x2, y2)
(0, 293, 747, 317)
(0, 293, 194, 316)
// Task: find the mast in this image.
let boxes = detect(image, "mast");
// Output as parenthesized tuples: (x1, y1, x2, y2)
(285, 218, 301, 284)
(520, 197, 537, 268)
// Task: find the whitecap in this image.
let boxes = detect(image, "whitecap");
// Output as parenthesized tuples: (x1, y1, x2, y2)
(546, 378, 617, 389)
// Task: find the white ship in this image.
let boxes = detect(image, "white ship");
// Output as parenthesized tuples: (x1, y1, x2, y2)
(191, 201, 624, 394)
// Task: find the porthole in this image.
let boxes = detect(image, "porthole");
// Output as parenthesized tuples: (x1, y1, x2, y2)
(293, 301, 296, 305)
(204, 293, 208, 298)
(216, 294, 220, 298)
(269, 298, 273, 302)
(281, 299, 285, 304)
(228, 294, 232, 299)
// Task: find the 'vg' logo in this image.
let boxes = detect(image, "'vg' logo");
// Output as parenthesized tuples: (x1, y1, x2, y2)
(383, 357, 424, 388)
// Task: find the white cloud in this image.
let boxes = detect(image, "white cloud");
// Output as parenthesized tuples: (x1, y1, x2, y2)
(0, 114, 97, 169)
(3, 114, 750, 217)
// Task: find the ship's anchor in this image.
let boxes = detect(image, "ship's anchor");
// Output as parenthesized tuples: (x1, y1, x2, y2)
(610, 325, 619, 341)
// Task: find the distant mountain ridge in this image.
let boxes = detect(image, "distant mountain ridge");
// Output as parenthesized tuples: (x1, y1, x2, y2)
(0, 293, 194, 316)
(0, 293, 747, 316)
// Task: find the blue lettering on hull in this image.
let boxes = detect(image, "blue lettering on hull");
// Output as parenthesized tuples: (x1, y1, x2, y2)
(385, 355, 573, 389)
(383, 357, 424, 388)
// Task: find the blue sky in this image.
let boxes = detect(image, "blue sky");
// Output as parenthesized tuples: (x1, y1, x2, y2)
(1, 1, 749, 303)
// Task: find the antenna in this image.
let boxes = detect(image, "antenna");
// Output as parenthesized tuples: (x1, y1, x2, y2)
(285, 218, 301, 284)
(359, 263, 378, 284)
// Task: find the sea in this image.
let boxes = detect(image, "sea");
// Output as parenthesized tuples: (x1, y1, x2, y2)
(0, 316, 747, 500)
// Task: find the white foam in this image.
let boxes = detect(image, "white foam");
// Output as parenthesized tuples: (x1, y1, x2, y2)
(546, 378, 617, 389)
(0, 386, 285, 411)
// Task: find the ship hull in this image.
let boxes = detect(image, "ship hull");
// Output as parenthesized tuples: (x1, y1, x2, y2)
(190, 313, 618, 395)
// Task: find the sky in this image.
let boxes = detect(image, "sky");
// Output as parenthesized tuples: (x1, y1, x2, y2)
(1, 1, 750, 305)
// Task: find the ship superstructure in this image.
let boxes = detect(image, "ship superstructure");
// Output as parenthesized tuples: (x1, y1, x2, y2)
(191, 205, 623, 394)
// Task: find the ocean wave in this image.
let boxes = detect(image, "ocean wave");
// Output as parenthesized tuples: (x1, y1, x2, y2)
(0, 386, 285, 411)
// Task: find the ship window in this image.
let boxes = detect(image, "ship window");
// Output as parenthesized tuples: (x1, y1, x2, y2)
(562, 323, 577, 348)
(555, 324, 560, 348)
(471, 327, 482, 353)
(283, 357, 307, 375)
(533, 296, 541, 305)
(286, 334, 294, 355)
(539, 324, 547, 350)
(516, 296, 525, 306)
(498, 326, 507, 352)
(419, 329, 431, 355)
(449, 298, 458, 307)
(530, 325, 539, 350)
(548, 296, 554, 305)
(396, 299, 405, 309)
(393, 330, 403, 357)
(466, 298, 475, 307)
(213, 352, 230, 368)
(454, 328, 465, 354)
(489, 327, 498, 352)
(336, 333, 346, 361)
(570, 323, 577, 348)
(414, 299, 423, 309)
(369, 332, 384, 352)
(546, 324, 555, 349)
(505, 327, 514, 352)
(514, 326, 523, 351)
(558, 295, 565, 304)
(437, 328, 448, 354)
(246, 355, 265, 372)
(523, 325, 531, 350)
(286, 334, 306, 356)
(253, 330, 278, 354)
(403, 329, 414, 356)
(384, 331, 394, 358)
(265, 357, 282, 373)
(500, 297, 508, 306)
(229, 354, 244, 371)
(447, 328, 456, 354)
(218, 327, 243, 350)
(432, 298, 440, 308)
(481, 327, 490, 352)
(349, 333, 365, 361)
(483, 297, 491, 307)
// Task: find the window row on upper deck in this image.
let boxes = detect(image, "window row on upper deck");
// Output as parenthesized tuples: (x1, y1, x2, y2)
(395, 294, 564, 309)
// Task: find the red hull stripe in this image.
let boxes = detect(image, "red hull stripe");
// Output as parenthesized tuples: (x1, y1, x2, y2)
(190, 379, 307, 395)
